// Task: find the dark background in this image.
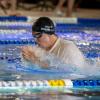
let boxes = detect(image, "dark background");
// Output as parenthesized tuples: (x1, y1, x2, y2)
(21, 0, 100, 9)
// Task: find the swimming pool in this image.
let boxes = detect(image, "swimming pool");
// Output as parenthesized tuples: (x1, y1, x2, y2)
(0, 17, 100, 99)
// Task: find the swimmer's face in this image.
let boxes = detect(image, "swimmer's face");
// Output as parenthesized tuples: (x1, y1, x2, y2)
(32, 32, 53, 49)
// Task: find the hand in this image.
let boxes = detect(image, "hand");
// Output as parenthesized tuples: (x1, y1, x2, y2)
(21, 46, 49, 68)
(21, 46, 38, 63)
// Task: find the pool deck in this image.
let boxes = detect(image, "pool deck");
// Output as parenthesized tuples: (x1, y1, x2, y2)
(0, 8, 100, 18)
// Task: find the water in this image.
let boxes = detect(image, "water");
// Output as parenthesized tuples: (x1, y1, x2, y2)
(0, 43, 99, 80)
(0, 41, 99, 100)
(0, 19, 100, 99)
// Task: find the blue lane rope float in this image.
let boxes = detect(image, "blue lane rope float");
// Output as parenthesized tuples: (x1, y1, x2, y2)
(0, 16, 27, 22)
(56, 24, 100, 29)
(0, 79, 99, 95)
(0, 22, 32, 30)
(78, 18, 100, 25)
(0, 40, 34, 45)
(0, 16, 100, 24)
(0, 23, 99, 30)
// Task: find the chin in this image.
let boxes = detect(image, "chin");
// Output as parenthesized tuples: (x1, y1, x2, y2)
(41, 45, 49, 50)
(42, 46, 48, 49)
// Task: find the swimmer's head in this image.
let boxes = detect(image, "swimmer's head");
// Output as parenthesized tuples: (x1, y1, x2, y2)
(32, 17, 57, 50)
(32, 17, 55, 36)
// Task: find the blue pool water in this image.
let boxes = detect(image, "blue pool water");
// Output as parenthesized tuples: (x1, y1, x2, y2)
(0, 17, 100, 99)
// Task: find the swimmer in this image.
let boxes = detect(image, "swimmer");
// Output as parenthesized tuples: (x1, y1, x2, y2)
(21, 17, 85, 69)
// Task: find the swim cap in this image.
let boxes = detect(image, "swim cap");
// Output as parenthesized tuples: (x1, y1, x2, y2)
(32, 17, 55, 35)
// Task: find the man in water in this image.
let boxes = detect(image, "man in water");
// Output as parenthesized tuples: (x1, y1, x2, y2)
(22, 17, 85, 69)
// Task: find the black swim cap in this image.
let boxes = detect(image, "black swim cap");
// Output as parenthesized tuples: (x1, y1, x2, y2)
(32, 17, 55, 35)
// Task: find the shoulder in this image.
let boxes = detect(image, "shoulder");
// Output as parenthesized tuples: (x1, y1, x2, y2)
(60, 39, 85, 68)
(60, 38, 74, 44)
(60, 38, 76, 49)
(60, 38, 84, 58)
